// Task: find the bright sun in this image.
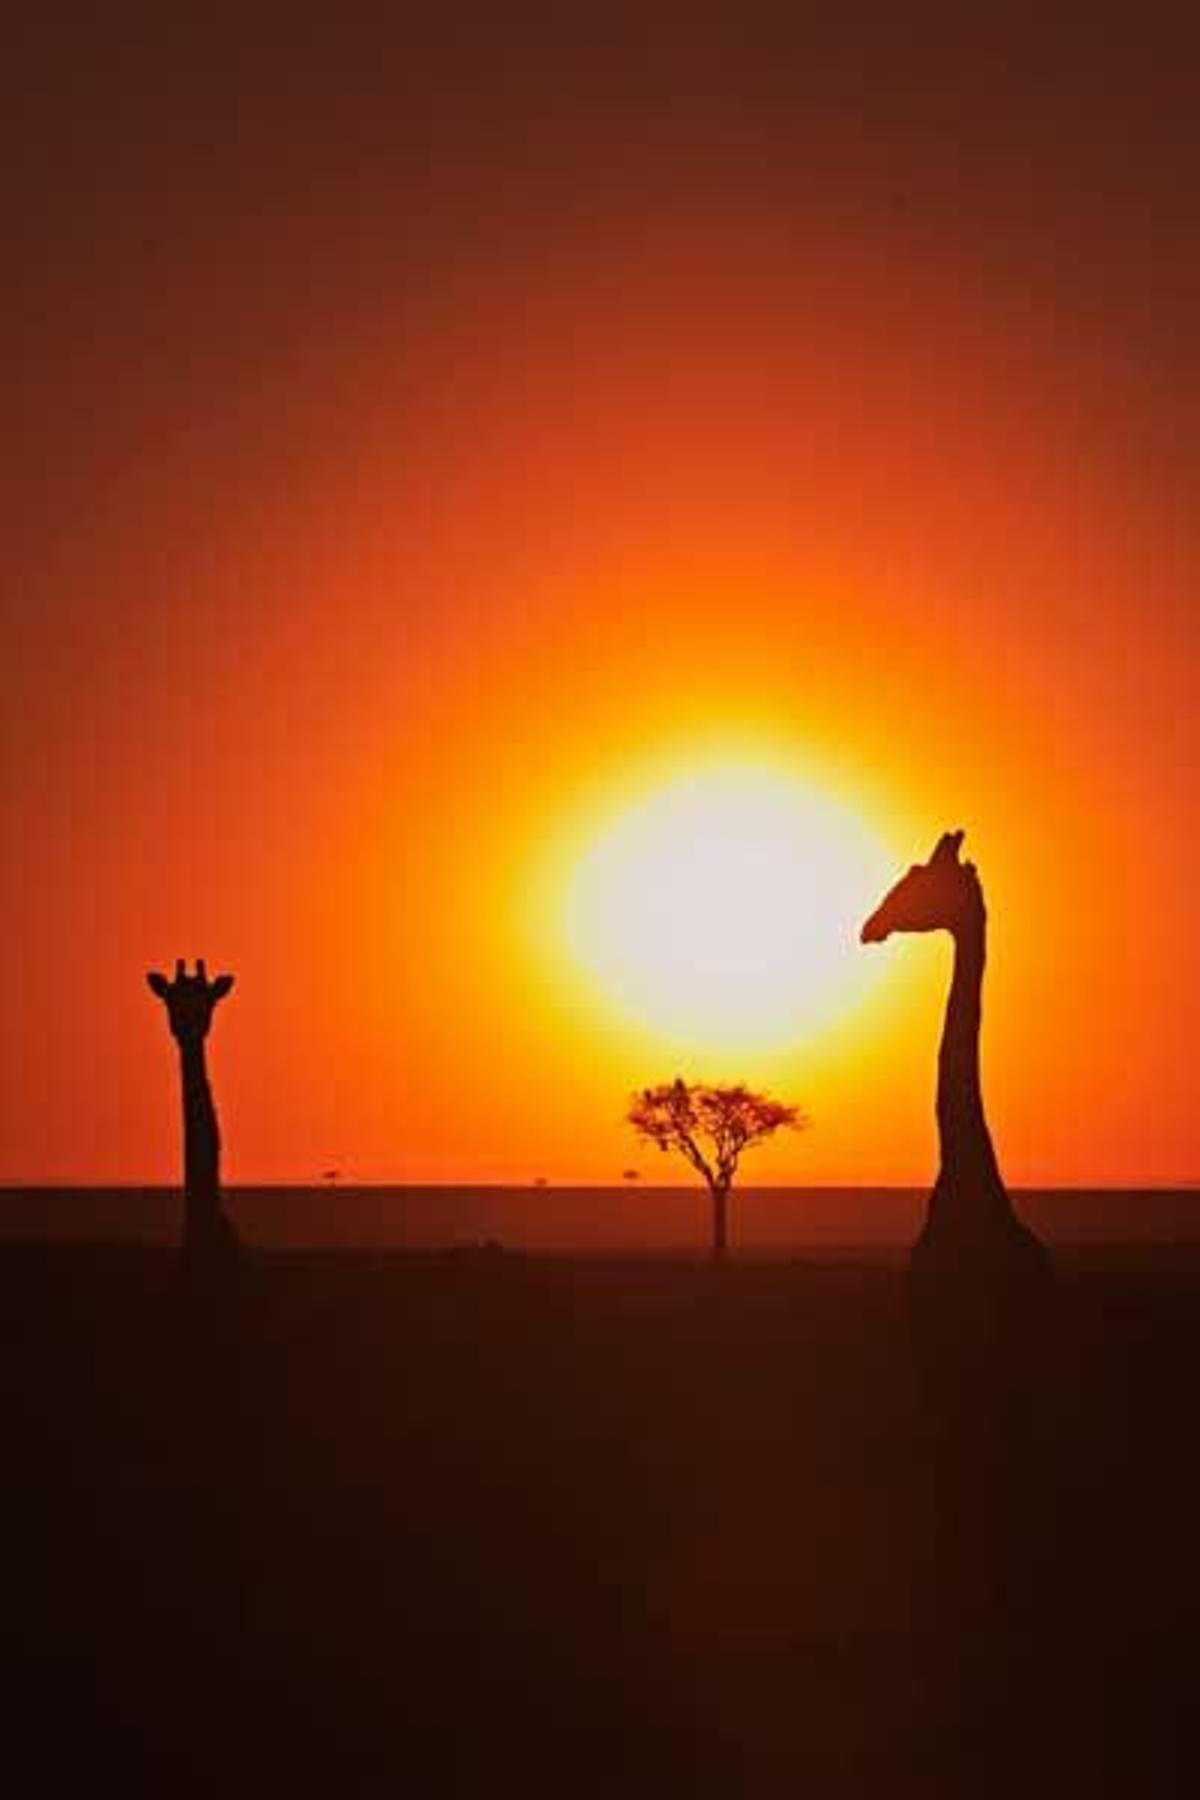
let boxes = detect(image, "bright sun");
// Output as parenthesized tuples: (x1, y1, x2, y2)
(563, 760, 895, 1052)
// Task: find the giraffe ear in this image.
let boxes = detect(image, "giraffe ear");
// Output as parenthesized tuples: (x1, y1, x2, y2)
(932, 830, 965, 864)
(210, 974, 235, 1002)
(147, 971, 170, 999)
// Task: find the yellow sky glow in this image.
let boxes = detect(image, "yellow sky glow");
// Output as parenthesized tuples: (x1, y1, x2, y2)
(557, 757, 896, 1054)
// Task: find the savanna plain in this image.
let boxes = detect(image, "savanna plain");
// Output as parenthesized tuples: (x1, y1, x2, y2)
(6, 1189, 1200, 1796)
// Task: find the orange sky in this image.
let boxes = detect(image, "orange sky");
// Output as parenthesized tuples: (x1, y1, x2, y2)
(4, 15, 1197, 1187)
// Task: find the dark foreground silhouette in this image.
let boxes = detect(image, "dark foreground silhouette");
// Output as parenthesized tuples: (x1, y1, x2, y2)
(5, 1242, 1200, 1797)
(862, 833, 1054, 1411)
(862, 833, 1061, 1658)
(861, 831, 1049, 1282)
(147, 960, 240, 1275)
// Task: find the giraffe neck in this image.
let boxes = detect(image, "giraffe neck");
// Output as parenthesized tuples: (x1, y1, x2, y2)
(934, 911, 1005, 1202)
(178, 1037, 222, 1232)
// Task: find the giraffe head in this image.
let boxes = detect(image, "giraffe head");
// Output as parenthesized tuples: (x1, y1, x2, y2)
(147, 959, 234, 1044)
(860, 830, 983, 943)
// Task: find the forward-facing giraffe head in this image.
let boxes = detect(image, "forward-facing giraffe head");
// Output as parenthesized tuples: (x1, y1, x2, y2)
(860, 830, 983, 944)
(147, 959, 234, 1044)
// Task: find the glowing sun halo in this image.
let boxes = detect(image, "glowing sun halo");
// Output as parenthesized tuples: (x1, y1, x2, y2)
(563, 762, 894, 1051)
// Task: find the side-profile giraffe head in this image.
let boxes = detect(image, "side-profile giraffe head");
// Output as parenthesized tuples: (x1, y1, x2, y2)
(860, 830, 983, 943)
(147, 959, 235, 1044)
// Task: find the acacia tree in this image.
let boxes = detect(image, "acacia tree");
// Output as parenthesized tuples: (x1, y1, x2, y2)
(628, 1079, 804, 1259)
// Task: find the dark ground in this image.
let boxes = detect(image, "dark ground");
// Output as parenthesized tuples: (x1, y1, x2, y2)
(4, 1244, 1199, 1795)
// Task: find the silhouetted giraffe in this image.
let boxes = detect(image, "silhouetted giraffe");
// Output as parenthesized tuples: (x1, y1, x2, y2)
(860, 831, 1048, 1290)
(863, 832, 1055, 1665)
(147, 958, 239, 1263)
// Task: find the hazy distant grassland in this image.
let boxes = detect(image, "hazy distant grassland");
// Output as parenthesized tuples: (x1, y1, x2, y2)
(3, 1183, 1198, 1249)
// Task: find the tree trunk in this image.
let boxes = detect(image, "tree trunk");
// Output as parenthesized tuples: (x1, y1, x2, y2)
(711, 1181, 730, 1260)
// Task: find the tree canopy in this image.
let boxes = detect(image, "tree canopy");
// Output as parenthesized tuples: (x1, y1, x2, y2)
(628, 1079, 804, 1256)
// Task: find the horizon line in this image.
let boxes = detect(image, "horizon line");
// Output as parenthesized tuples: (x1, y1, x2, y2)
(3, 1179, 1199, 1194)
